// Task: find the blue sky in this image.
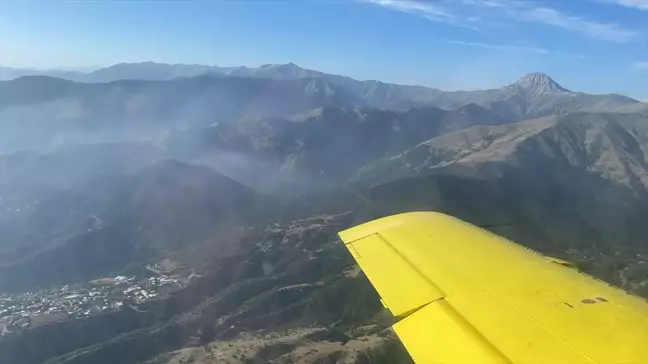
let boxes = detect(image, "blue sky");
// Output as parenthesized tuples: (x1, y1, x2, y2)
(1, 0, 647, 98)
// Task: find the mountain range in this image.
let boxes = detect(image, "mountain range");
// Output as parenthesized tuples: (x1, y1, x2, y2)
(2, 62, 646, 120)
(1, 62, 648, 364)
(1, 62, 647, 289)
(1, 63, 646, 156)
(357, 112, 648, 257)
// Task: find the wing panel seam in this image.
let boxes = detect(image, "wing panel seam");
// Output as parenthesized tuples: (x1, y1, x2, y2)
(373, 232, 446, 305)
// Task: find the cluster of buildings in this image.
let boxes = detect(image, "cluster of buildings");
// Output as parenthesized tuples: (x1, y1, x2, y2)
(0, 274, 185, 336)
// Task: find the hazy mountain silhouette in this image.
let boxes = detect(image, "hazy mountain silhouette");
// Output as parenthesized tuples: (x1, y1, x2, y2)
(3, 63, 644, 126)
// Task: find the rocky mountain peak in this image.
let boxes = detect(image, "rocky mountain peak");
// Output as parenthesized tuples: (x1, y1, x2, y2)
(515, 72, 570, 94)
(274, 62, 304, 72)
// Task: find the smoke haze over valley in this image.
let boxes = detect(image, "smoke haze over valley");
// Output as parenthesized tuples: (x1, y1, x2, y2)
(11, 0, 648, 346)
(0, 59, 647, 363)
(4, 0, 648, 360)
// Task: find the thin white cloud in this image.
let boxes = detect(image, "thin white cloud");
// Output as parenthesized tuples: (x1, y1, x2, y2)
(443, 39, 585, 58)
(633, 61, 648, 70)
(444, 39, 549, 54)
(360, 0, 481, 31)
(460, 0, 507, 8)
(361, 0, 642, 42)
(464, 0, 642, 42)
(527, 7, 640, 42)
(465, 16, 512, 29)
(608, 0, 648, 10)
(365, 0, 452, 19)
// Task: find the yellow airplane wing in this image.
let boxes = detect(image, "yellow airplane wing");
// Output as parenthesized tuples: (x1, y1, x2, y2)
(338, 212, 648, 364)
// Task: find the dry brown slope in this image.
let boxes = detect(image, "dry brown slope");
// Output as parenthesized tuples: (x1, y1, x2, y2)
(359, 112, 648, 193)
(354, 112, 648, 295)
